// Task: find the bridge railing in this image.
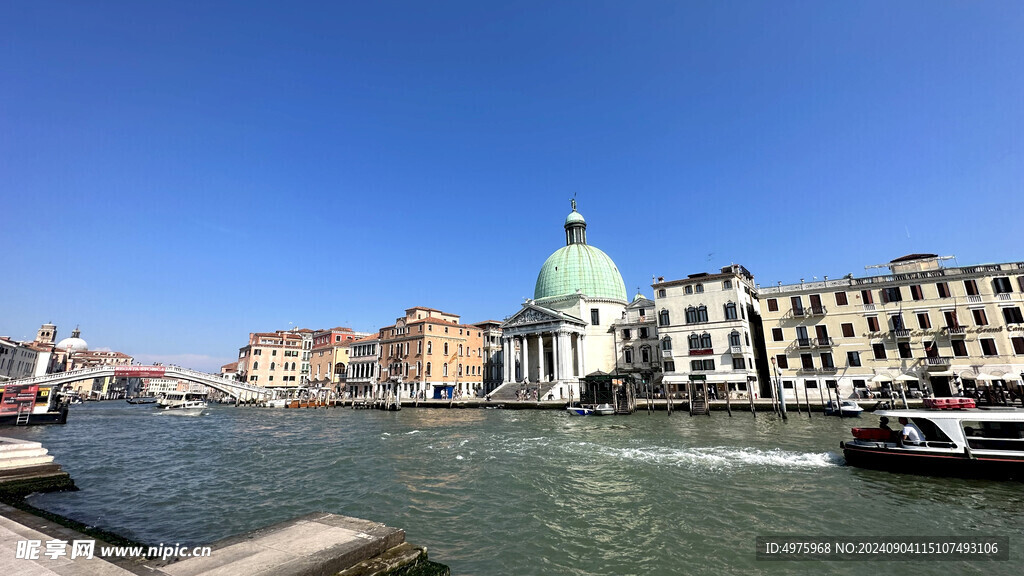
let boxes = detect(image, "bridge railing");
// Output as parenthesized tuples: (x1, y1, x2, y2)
(3, 365, 272, 397)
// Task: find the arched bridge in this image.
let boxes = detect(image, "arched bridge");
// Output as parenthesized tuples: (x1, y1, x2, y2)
(3, 365, 273, 401)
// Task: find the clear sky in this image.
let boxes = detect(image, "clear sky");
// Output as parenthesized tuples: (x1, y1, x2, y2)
(3, 1, 1022, 372)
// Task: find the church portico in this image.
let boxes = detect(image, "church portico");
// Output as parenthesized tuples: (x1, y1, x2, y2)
(500, 304, 587, 399)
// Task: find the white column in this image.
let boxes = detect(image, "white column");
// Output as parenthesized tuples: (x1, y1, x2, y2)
(560, 332, 571, 380)
(579, 334, 587, 378)
(538, 333, 546, 383)
(503, 338, 512, 383)
(521, 335, 530, 382)
(552, 332, 560, 381)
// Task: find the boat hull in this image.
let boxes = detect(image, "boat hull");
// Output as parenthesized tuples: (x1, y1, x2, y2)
(566, 407, 593, 416)
(0, 407, 69, 427)
(841, 441, 1024, 480)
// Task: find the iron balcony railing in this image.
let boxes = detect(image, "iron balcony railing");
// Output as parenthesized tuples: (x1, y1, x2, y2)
(925, 356, 952, 367)
(893, 329, 912, 339)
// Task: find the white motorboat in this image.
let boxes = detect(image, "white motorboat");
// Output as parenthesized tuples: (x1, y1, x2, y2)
(594, 403, 616, 416)
(160, 400, 207, 415)
(566, 404, 594, 416)
(824, 400, 864, 417)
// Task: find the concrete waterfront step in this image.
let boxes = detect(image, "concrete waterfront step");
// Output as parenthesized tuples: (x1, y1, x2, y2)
(0, 438, 47, 454)
(159, 512, 407, 576)
(0, 438, 55, 471)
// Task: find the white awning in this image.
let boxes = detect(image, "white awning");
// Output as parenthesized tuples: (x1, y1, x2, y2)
(870, 374, 891, 382)
(926, 370, 954, 377)
(895, 374, 918, 381)
(975, 373, 998, 381)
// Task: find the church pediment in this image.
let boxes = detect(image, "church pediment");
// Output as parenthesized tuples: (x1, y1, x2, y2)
(502, 302, 584, 329)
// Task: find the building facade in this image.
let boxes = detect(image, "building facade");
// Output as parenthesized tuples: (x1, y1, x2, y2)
(346, 335, 380, 398)
(377, 307, 485, 399)
(474, 320, 504, 394)
(236, 330, 306, 389)
(610, 293, 661, 395)
(758, 254, 1024, 402)
(309, 327, 363, 391)
(652, 265, 768, 399)
(0, 337, 39, 381)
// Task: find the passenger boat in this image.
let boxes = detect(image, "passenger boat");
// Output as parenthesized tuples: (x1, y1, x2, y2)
(566, 404, 594, 416)
(126, 396, 158, 405)
(841, 398, 1024, 479)
(0, 383, 69, 426)
(160, 400, 207, 415)
(824, 400, 864, 417)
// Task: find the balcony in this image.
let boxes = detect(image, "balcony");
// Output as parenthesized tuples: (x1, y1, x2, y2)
(943, 325, 966, 337)
(998, 293, 1012, 301)
(795, 338, 814, 349)
(813, 337, 835, 348)
(805, 306, 827, 316)
(863, 304, 876, 311)
(925, 356, 952, 368)
(729, 345, 744, 355)
(967, 295, 982, 303)
(892, 329, 912, 340)
(797, 366, 837, 375)
(791, 308, 807, 318)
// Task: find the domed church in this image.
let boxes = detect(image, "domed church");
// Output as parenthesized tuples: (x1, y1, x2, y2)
(500, 201, 628, 400)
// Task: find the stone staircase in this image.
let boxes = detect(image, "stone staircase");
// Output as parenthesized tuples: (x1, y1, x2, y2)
(0, 438, 65, 484)
(486, 381, 563, 401)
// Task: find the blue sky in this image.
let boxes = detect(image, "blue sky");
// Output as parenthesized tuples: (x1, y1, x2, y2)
(3, 1, 1022, 372)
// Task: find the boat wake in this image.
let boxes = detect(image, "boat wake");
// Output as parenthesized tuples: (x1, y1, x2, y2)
(580, 443, 843, 471)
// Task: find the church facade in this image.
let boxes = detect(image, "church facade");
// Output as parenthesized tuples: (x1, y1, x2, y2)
(500, 202, 629, 400)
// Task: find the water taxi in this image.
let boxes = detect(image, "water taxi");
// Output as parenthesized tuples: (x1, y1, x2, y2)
(160, 400, 207, 415)
(841, 398, 1024, 479)
(824, 400, 864, 417)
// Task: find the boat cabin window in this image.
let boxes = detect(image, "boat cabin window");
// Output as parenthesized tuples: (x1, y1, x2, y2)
(962, 420, 1024, 451)
(906, 418, 953, 443)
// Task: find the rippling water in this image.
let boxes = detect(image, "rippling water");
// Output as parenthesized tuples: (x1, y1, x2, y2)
(5, 404, 1022, 575)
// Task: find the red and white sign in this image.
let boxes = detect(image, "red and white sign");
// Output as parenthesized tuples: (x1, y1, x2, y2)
(114, 366, 166, 378)
(1, 384, 39, 415)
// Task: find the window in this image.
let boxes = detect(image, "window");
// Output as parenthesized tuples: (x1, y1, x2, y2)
(426, 362, 431, 376)
(881, 287, 902, 303)
(767, 298, 778, 312)
(695, 284, 704, 293)
(936, 282, 951, 298)
(723, 280, 732, 289)
(972, 309, 988, 326)
(697, 306, 708, 322)
(872, 343, 887, 360)
(724, 302, 737, 320)
(640, 346, 651, 363)
(847, 351, 861, 367)
(443, 363, 448, 377)
(835, 291, 848, 306)
(591, 309, 600, 325)
(951, 340, 968, 357)
(1002, 307, 1024, 324)
(689, 334, 701, 350)
(820, 352, 835, 369)
(624, 348, 633, 364)
(944, 310, 960, 328)
(917, 312, 931, 329)
(729, 331, 741, 346)
(772, 328, 784, 342)
(775, 354, 789, 369)
(898, 342, 912, 359)
(253, 361, 259, 370)
(732, 357, 745, 370)
(444, 342, 449, 355)
(685, 285, 693, 294)
(867, 317, 880, 332)
(890, 315, 905, 331)
(658, 289, 666, 298)
(623, 329, 631, 340)
(801, 354, 814, 369)
(1012, 337, 1024, 355)
(427, 341, 432, 354)
(270, 362, 276, 370)
(662, 338, 672, 351)
(980, 338, 998, 356)
(659, 310, 670, 326)
(910, 285, 924, 300)
(691, 359, 714, 370)
(964, 279, 979, 296)
(790, 296, 804, 314)
(700, 333, 712, 349)
(841, 323, 855, 338)
(663, 360, 675, 372)
(639, 327, 649, 338)
(861, 290, 874, 304)
(418, 341, 422, 354)
(458, 344, 463, 356)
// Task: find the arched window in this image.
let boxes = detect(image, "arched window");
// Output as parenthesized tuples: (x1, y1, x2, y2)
(334, 362, 345, 375)
(291, 362, 297, 371)
(416, 361, 421, 374)
(444, 342, 449, 355)
(443, 363, 449, 377)
(427, 341, 432, 354)
(640, 345, 651, 363)
(426, 362, 432, 376)
(458, 344, 463, 356)
(688, 334, 701, 350)
(724, 302, 737, 320)
(253, 361, 259, 370)
(729, 331, 741, 347)
(661, 338, 672, 351)
(270, 362, 276, 370)
(700, 333, 712, 349)
(458, 363, 463, 376)
(659, 309, 670, 326)
(697, 305, 708, 323)
(624, 347, 634, 364)
(685, 306, 697, 324)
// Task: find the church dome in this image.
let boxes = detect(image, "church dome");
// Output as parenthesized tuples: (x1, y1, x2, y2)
(56, 328, 88, 353)
(534, 203, 627, 302)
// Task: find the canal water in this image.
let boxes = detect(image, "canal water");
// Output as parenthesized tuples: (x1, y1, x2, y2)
(5, 403, 1022, 575)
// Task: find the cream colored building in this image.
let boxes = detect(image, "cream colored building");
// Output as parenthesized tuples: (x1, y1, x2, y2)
(346, 335, 380, 398)
(610, 292, 662, 396)
(652, 265, 767, 399)
(236, 330, 306, 389)
(758, 254, 1024, 402)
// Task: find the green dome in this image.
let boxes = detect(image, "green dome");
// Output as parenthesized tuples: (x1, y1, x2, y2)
(534, 244, 628, 302)
(564, 210, 586, 226)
